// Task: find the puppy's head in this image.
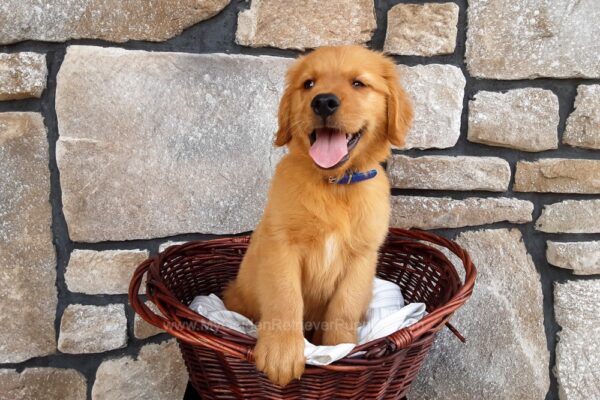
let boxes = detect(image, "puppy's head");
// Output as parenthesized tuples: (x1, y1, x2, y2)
(275, 46, 412, 173)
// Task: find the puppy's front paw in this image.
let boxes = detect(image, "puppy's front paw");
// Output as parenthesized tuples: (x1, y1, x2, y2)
(254, 331, 305, 386)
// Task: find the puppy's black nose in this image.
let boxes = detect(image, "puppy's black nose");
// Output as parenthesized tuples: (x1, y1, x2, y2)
(311, 93, 340, 118)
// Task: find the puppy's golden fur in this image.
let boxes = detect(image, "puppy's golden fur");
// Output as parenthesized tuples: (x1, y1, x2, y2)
(224, 46, 412, 386)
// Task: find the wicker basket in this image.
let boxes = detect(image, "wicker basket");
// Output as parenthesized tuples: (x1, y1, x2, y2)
(129, 228, 476, 399)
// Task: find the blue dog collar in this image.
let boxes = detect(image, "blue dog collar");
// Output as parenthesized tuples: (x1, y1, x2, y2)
(328, 169, 377, 185)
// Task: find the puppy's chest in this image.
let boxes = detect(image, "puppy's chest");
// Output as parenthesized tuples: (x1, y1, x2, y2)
(301, 233, 348, 300)
(322, 234, 340, 271)
(298, 184, 390, 300)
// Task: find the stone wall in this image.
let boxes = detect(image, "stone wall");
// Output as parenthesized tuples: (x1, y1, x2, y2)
(1, 1, 599, 399)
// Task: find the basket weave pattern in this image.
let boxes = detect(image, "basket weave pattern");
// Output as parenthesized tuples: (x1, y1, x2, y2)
(129, 228, 476, 399)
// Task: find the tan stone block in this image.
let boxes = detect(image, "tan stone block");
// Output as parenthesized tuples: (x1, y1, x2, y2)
(554, 280, 600, 400)
(0, 112, 56, 363)
(58, 304, 127, 354)
(515, 159, 600, 193)
(466, 0, 600, 79)
(65, 249, 148, 294)
(411, 229, 549, 399)
(389, 155, 510, 192)
(236, 0, 375, 50)
(384, 3, 458, 56)
(564, 85, 600, 149)
(0, 368, 86, 400)
(56, 46, 290, 241)
(536, 200, 600, 233)
(391, 196, 533, 230)
(468, 89, 559, 152)
(547, 241, 600, 275)
(396, 64, 465, 149)
(0, 53, 47, 100)
(92, 340, 187, 400)
(0, 0, 230, 44)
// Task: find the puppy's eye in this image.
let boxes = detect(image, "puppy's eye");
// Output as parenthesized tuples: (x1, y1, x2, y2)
(352, 80, 366, 88)
(303, 79, 315, 89)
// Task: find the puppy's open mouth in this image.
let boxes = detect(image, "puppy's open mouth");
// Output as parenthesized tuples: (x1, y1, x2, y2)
(308, 127, 363, 169)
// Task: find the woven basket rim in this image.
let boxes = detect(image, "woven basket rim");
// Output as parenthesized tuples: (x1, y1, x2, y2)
(129, 228, 476, 372)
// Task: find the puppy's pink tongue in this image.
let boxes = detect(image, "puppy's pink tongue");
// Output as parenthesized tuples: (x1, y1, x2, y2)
(309, 128, 348, 168)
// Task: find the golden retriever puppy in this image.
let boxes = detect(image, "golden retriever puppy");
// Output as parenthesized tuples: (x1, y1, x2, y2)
(223, 45, 413, 386)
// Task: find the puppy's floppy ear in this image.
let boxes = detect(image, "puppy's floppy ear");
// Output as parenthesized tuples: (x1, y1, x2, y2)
(385, 67, 413, 147)
(274, 86, 293, 147)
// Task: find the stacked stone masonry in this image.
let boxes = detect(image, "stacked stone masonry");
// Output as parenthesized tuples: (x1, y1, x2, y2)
(0, 1, 599, 399)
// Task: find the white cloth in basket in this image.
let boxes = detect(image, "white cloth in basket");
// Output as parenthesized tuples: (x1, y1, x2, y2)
(188, 278, 426, 366)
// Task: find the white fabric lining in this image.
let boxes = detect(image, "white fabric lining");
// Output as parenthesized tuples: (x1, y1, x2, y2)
(189, 278, 426, 366)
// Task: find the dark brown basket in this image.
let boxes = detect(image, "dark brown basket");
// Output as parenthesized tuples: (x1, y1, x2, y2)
(129, 228, 476, 399)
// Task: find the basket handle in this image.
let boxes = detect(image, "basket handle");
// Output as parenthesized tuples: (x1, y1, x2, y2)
(129, 259, 161, 325)
(388, 228, 476, 348)
(128, 256, 256, 362)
